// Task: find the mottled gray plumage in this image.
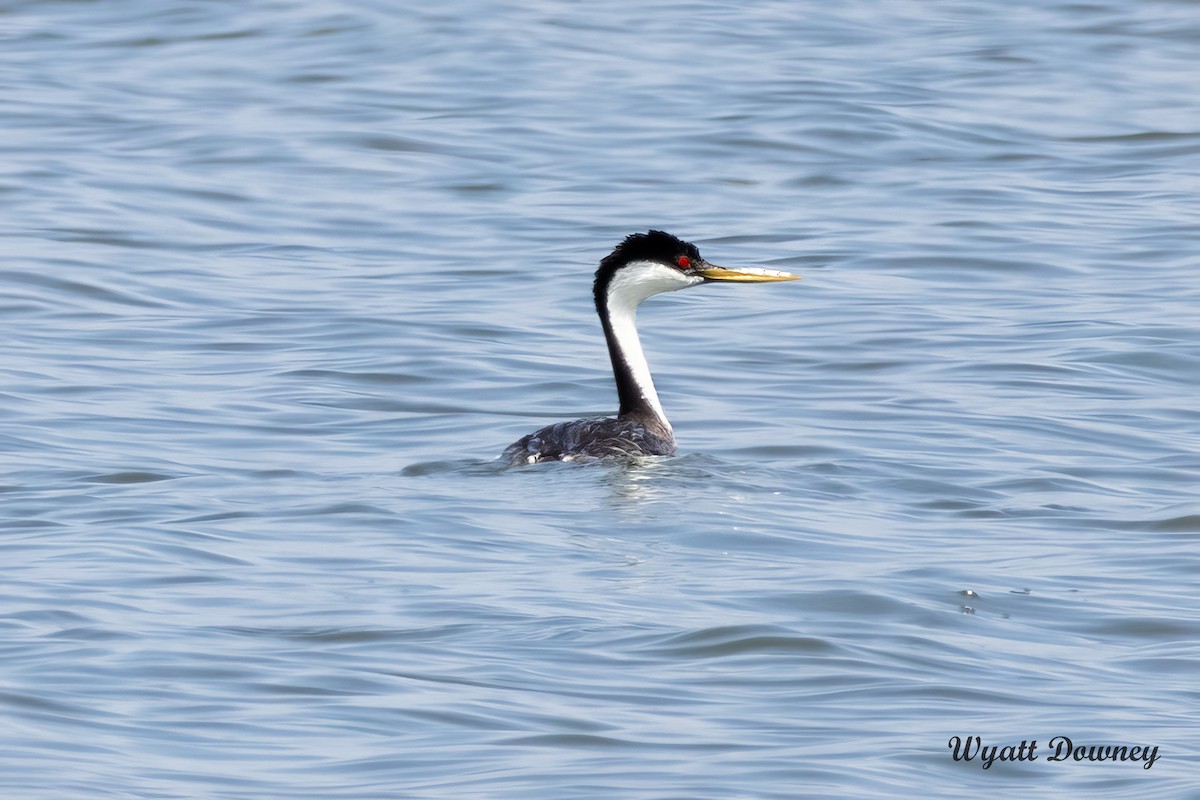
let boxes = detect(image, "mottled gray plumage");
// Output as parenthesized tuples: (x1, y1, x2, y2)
(502, 414, 675, 465)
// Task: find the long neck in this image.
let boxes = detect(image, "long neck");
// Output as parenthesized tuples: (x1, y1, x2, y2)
(599, 288, 671, 432)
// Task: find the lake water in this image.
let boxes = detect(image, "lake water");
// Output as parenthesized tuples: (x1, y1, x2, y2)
(3, 0, 1198, 797)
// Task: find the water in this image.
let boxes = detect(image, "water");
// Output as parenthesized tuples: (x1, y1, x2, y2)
(3, 0, 1199, 797)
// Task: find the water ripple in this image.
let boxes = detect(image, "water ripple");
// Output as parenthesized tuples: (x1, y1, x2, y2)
(3, 0, 1198, 798)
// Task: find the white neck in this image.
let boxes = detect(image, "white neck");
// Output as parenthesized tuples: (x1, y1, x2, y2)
(603, 260, 702, 428)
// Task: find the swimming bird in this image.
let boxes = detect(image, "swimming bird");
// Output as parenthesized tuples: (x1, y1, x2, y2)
(502, 230, 799, 465)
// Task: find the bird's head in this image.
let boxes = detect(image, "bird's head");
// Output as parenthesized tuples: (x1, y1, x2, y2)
(594, 230, 799, 313)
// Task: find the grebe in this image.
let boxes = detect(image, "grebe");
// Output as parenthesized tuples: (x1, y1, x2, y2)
(502, 230, 798, 465)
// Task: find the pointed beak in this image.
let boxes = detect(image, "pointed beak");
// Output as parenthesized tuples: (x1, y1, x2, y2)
(695, 262, 801, 283)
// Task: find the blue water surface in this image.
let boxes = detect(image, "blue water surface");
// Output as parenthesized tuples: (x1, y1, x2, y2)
(3, 1, 1198, 798)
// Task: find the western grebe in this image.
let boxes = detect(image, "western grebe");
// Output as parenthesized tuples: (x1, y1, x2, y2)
(502, 230, 799, 465)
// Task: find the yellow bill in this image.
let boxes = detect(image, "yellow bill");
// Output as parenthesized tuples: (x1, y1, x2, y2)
(696, 264, 801, 283)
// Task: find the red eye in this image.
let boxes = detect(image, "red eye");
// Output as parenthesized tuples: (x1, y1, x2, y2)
(677, 256, 691, 268)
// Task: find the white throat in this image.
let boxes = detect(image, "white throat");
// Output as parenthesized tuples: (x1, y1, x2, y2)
(603, 260, 702, 427)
